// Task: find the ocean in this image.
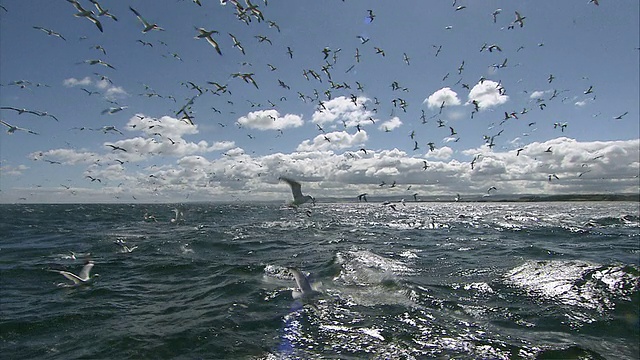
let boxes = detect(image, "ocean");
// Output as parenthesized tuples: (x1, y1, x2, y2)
(0, 202, 638, 359)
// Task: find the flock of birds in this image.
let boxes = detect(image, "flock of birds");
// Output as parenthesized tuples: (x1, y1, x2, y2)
(1, 0, 634, 206)
(47, 173, 315, 294)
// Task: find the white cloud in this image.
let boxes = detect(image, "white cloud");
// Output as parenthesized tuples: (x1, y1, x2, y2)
(425, 146, 454, 160)
(378, 117, 402, 132)
(0, 164, 29, 176)
(237, 109, 303, 130)
(211, 141, 236, 151)
(63, 76, 128, 100)
(529, 90, 547, 99)
(311, 96, 376, 128)
(296, 130, 368, 152)
(30, 148, 100, 165)
(467, 80, 508, 109)
(63, 77, 92, 87)
(424, 87, 461, 109)
(128, 115, 199, 139)
(104, 86, 128, 100)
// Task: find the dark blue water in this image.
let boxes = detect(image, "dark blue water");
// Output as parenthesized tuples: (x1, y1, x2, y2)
(1, 202, 638, 359)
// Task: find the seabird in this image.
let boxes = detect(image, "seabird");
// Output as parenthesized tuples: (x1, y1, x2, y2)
(1, 120, 39, 135)
(129, 6, 164, 32)
(33, 26, 66, 40)
(67, 0, 103, 32)
(279, 176, 315, 206)
(357, 193, 368, 202)
(613, 111, 628, 120)
(49, 260, 99, 287)
(170, 208, 184, 223)
(513, 11, 525, 28)
(288, 267, 319, 299)
(89, 0, 117, 21)
(195, 28, 222, 55)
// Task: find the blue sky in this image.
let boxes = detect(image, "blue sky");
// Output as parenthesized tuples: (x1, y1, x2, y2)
(1, 0, 638, 203)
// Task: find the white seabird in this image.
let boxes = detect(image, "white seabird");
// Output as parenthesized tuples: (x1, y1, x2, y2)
(279, 177, 315, 207)
(49, 260, 98, 287)
(288, 267, 320, 299)
(170, 208, 184, 223)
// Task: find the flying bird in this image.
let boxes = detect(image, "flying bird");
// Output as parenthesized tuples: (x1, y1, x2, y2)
(67, 0, 103, 32)
(232, 72, 259, 89)
(49, 260, 98, 287)
(33, 26, 66, 40)
(195, 28, 222, 55)
(89, 0, 117, 21)
(101, 106, 127, 114)
(85, 175, 100, 182)
(613, 111, 628, 120)
(228, 33, 245, 54)
(403, 52, 410, 65)
(357, 193, 368, 202)
(357, 35, 370, 44)
(83, 59, 116, 69)
(491, 8, 502, 23)
(279, 176, 315, 206)
(513, 11, 526, 28)
(106, 144, 127, 152)
(366, 9, 375, 22)
(1, 120, 39, 135)
(129, 6, 164, 32)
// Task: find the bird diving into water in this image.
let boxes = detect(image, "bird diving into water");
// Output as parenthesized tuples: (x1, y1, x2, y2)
(279, 176, 315, 207)
(287, 267, 320, 299)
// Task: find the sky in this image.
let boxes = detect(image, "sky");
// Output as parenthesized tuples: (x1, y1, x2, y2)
(0, 0, 638, 203)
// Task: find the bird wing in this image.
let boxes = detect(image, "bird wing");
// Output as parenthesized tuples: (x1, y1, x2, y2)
(53, 270, 83, 284)
(78, 262, 94, 281)
(279, 176, 303, 200)
(289, 268, 313, 294)
(129, 6, 149, 26)
(206, 36, 222, 55)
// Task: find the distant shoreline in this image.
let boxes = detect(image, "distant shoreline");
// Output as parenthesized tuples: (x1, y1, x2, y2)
(1, 193, 638, 205)
(326, 193, 640, 203)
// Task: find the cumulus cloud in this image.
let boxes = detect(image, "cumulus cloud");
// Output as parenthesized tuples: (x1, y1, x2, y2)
(378, 117, 402, 132)
(529, 90, 548, 99)
(311, 96, 376, 128)
(63, 77, 92, 87)
(104, 86, 128, 101)
(30, 148, 100, 165)
(0, 164, 29, 176)
(424, 87, 461, 109)
(425, 146, 454, 160)
(237, 109, 303, 130)
(128, 115, 199, 139)
(296, 130, 368, 152)
(467, 80, 508, 109)
(63, 75, 128, 100)
(211, 141, 236, 151)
